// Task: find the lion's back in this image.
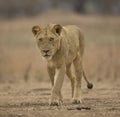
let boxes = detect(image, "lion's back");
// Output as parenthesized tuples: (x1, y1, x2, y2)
(62, 25, 85, 63)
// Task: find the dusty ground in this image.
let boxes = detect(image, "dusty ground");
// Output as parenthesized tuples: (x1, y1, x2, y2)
(0, 80, 120, 117)
(0, 10, 120, 117)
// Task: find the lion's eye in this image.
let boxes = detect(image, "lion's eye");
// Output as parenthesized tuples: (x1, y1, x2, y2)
(49, 38, 54, 42)
(39, 38, 43, 42)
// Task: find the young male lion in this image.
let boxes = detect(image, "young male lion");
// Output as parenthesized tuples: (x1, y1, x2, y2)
(32, 24, 93, 106)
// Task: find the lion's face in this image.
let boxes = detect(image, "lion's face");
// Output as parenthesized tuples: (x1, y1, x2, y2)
(36, 31, 60, 59)
(32, 24, 62, 59)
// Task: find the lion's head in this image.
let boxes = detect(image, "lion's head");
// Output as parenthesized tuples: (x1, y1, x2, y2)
(32, 24, 62, 60)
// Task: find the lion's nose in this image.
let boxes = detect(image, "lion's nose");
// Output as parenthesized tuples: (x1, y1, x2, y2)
(43, 50, 50, 53)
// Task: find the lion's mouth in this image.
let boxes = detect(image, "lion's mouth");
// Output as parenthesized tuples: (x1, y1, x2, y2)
(43, 54, 51, 57)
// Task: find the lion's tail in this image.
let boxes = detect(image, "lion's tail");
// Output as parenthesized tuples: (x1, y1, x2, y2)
(83, 70, 93, 89)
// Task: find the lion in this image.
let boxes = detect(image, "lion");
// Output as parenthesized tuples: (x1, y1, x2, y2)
(32, 24, 93, 106)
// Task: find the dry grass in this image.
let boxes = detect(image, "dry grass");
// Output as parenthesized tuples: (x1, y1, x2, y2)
(0, 10, 120, 83)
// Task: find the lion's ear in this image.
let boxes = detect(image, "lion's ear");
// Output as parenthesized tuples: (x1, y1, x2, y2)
(32, 25, 41, 36)
(52, 24, 62, 35)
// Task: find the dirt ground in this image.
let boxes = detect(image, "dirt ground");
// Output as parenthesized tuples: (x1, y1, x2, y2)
(0, 10, 120, 117)
(0, 80, 120, 117)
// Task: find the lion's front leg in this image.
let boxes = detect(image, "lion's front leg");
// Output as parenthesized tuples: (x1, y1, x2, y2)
(49, 64, 65, 106)
(47, 65, 55, 87)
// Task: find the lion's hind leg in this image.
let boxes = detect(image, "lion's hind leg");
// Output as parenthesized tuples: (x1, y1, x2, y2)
(72, 54, 83, 104)
(66, 64, 75, 98)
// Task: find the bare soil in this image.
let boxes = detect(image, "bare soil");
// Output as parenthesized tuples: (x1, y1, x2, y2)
(0, 10, 120, 117)
(0, 80, 120, 117)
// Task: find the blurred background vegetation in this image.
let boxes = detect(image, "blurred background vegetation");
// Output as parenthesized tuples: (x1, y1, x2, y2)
(0, 0, 120, 83)
(0, 0, 120, 19)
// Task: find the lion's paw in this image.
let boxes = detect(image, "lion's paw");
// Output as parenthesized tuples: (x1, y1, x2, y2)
(49, 99, 62, 106)
(72, 98, 82, 104)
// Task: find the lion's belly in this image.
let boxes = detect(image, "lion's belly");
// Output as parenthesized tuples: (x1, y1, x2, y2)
(65, 40, 78, 65)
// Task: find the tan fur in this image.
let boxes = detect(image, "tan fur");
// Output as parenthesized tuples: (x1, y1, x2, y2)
(32, 24, 85, 105)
